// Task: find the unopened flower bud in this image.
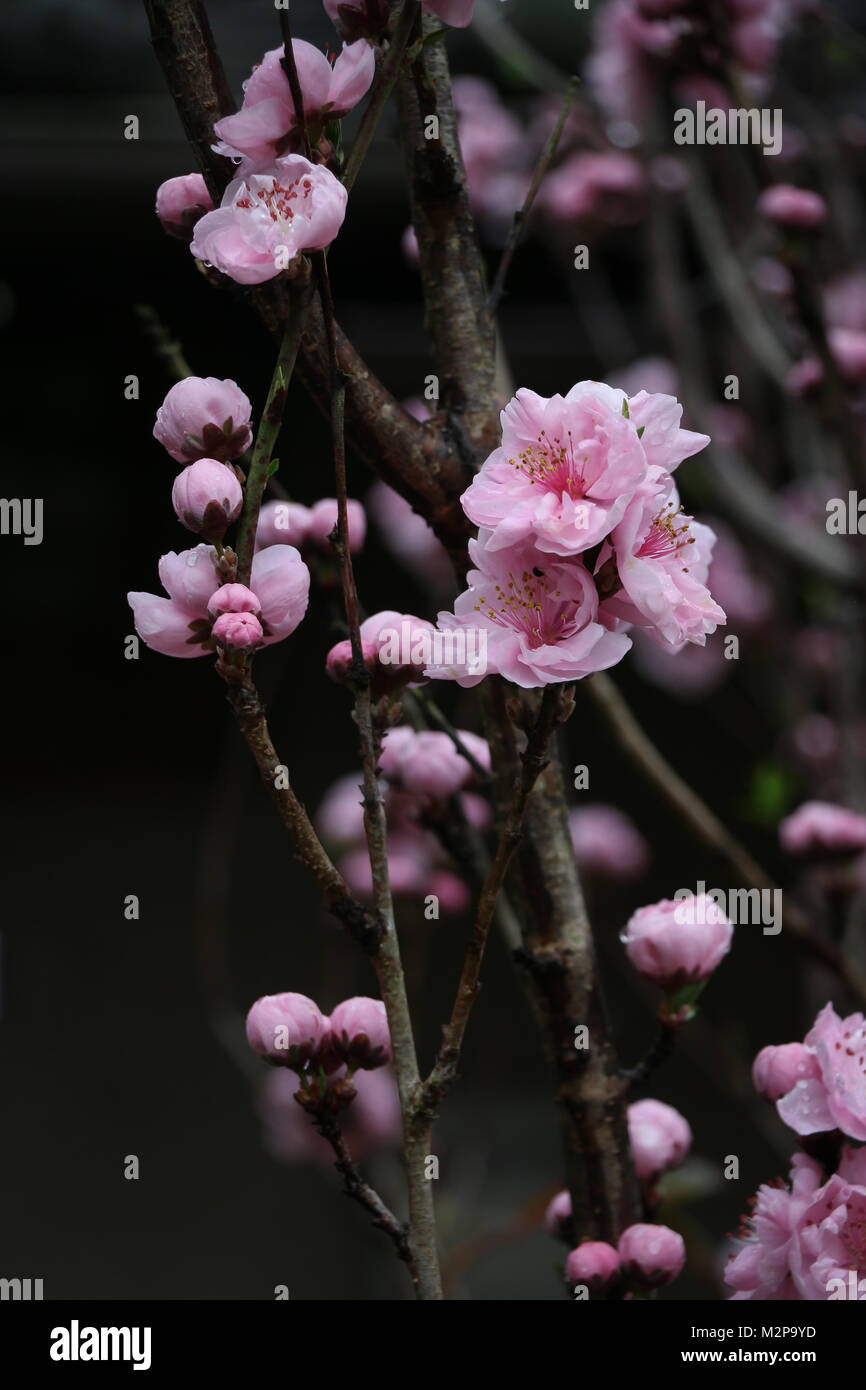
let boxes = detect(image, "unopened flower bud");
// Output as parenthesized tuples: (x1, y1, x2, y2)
(757, 184, 827, 229)
(565, 1241, 621, 1292)
(207, 584, 261, 617)
(156, 173, 214, 240)
(620, 897, 733, 992)
(212, 611, 263, 650)
(327, 997, 391, 1070)
(325, 638, 379, 684)
(752, 1043, 820, 1102)
(543, 1189, 572, 1242)
(171, 458, 243, 541)
(155, 377, 253, 463)
(245, 992, 329, 1068)
(618, 1223, 685, 1289)
(627, 1098, 692, 1182)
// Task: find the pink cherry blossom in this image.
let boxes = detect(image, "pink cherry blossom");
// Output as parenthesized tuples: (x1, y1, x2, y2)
(539, 151, 646, 226)
(779, 801, 866, 858)
(380, 727, 489, 799)
(598, 468, 725, 648)
(426, 531, 632, 689)
(726, 1146, 866, 1299)
(776, 1003, 866, 1142)
(171, 458, 243, 541)
(155, 173, 213, 240)
(568, 804, 649, 880)
(306, 497, 367, 552)
(213, 40, 375, 166)
(128, 543, 309, 658)
(757, 184, 827, 229)
(462, 383, 707, 560)
(207, 584, 261, 617)
(628, 1098, 692, 1181)
(191, 155, 347, 285)
(366, 481, 454, 595)
(621, 895, 733, 990)
(154, 376, 253, 464)
(315, 772, 367, 845)
(255, 500, 311, 550)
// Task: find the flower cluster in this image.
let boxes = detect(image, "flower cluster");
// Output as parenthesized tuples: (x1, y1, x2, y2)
(246, 992, 392, 1072)
(127, 379, 310, 659)
(727, 1001, 866, 1299)
(425, 383, 724, 688)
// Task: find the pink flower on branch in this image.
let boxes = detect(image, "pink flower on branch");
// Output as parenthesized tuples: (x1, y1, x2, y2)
(191, 155, 348, 285)
(171, 458, 243, 542)
(426, 531, 632, 689)
(127, 543, 310, 658)
(213, 40, 375, 167)
(462, 382, 707, 559)
(155, 173, 213, 240)
(774, 1003, 866, 1142)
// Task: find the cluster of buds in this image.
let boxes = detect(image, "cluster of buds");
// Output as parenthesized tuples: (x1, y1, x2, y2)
(563, 1224, 686, 1298)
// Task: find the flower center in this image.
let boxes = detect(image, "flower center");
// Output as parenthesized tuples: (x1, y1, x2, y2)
(236, 175, 313, 230)
(637, 502, 695, 566)
(473, 568, 577, 649)
(507, 428, 595, 501)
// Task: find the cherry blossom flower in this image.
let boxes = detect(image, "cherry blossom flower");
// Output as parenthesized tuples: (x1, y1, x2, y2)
(598, 468, 725, 648)
(775, 1003, 866, 1142)
(154, 376, 253, 464)
(426, 531, 632, 688)
(127, 543, 310, 657)
(191, 155, 347, 285)
(462, 383, 707, 559)
(214, 40, 375, 167)
(568, 803, 649, 880)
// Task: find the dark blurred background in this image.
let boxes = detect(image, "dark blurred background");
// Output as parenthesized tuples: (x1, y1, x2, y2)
(3, 0, 865, 1301)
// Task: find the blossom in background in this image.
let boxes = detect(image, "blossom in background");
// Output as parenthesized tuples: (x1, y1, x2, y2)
(538, 151, 646, 228)
(258, 1065, 401, 1165)
(779, 801, 866, 859)
(154, 377, 253, 464)
(256, 497, 367, 554)
(191, 155, 347, 285)
(128, 543, 310, 657)
(213, 40, 375, 166)
(366, 480, 454, 596)
(568, 803, 650, 880)
(426, 530, 632, 689)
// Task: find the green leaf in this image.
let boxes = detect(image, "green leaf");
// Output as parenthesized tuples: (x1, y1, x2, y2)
(621, 397, 630, 418)
(744, 763, 793, 825)
(266, 457, 280, 479)
(637, 425, 645, 438)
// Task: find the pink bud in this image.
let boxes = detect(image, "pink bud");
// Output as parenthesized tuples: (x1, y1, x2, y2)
(305, 497, 367, 553)
(155, 173, 214, 240)
(207, 584, 261, 617)
(757, 184, 827, 230)
(543, 1189, 572, 1241)
(752, 1043, 820, 1102)
(245, 992, 329, 1067)
(327, 997, 391, 1070)
(212, 611, 263, 650)
(564, 1241, 621, 1291)
(325, 637, 379, 684)
(620, 897, 733, 991)
(171, 458, 243, 541)
(618, 1223, 685, 1289)
(627, 1098, 692, 1181)
(155, 377, 253, 463)
(255, 500, 311, 551)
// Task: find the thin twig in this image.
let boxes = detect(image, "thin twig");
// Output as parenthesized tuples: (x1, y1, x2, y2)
(314, 1112, 411, 1263)
(134, 304, 193, 380)
(342, 0, 420, 194)
(487, 76, 579, 314)
(418, 686, 567, 1111)
(234, 271, 314, 586)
